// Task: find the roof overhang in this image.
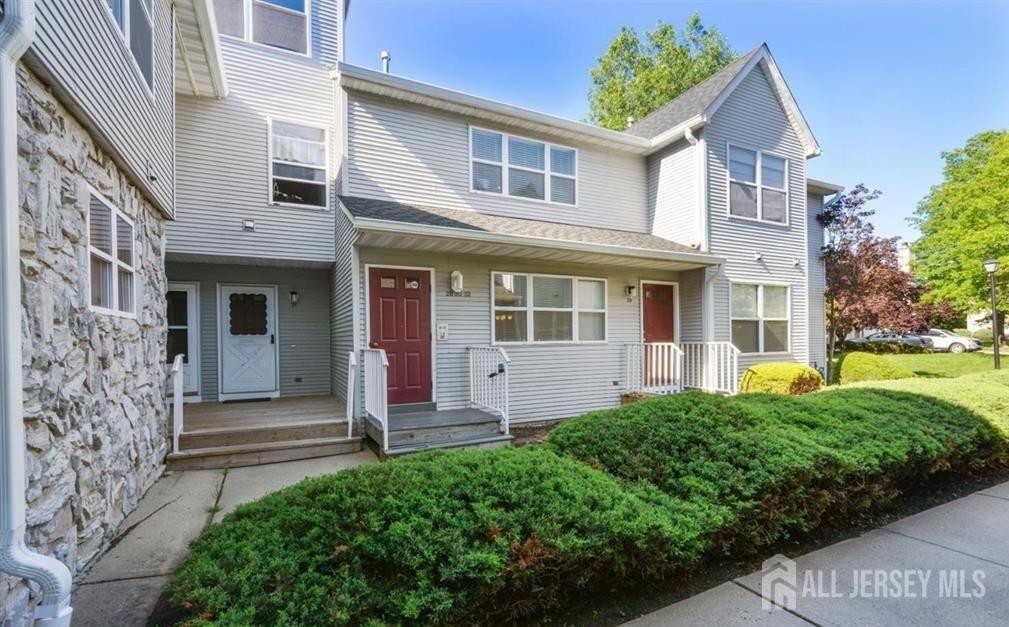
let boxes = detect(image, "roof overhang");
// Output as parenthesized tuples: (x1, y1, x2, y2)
(174, 0, 228, 99)
(336, 63, 653, 155)
(807, 178, 844, 196)
(353, 216, 725, 271)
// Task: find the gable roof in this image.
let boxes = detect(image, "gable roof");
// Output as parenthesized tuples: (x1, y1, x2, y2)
(627, 44, 821, 158)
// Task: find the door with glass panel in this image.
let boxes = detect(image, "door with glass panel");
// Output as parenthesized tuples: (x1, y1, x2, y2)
(219, 285, 278, 398)
(166, 283, 200, 395)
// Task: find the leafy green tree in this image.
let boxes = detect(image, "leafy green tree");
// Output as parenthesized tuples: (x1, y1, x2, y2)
(912, 131, 1009, 322)
(587, 14, 736, 131)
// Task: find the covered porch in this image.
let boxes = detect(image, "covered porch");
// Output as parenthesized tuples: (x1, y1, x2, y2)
(341, 196, 742, 457)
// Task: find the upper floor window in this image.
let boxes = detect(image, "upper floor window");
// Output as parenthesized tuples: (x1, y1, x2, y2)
(270, 120, 327, 208)
(731, 283, 789, 354)
(471, 128, 577, 206)
(728, 145, 787, 224)
(88, 191, 137, 316)
(105, 0, 154, 90)
(214, 0, 309, 55)
(492, 273, 606, 344)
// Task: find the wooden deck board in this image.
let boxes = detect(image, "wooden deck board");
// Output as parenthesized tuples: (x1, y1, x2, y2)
(183, 395, 347, 433)
(386, 408, 498, 432)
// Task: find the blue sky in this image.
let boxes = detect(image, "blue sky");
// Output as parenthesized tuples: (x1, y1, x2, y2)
(344, 0, 1009, 242)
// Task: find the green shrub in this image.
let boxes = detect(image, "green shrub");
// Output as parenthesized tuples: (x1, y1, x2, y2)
(170, 446, 707, 626)
(843, 339, 931, 354)
(740, 363, 824, 395)
(549, 389, 1006, 556)
(832, 352, 915, 384)
(954, 328, 971, 337)
(972, 328, 995, 346)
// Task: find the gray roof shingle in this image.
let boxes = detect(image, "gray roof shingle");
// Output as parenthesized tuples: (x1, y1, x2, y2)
(625, 46, 762, 139)
(340, 195, 707, 257)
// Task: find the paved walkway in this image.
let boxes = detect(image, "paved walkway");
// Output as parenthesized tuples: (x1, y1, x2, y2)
(71, 451, 376, 627)
(625, 480, 1009, 626)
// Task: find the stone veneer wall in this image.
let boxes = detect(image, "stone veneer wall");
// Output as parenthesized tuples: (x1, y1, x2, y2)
(1, 66, 169, 623)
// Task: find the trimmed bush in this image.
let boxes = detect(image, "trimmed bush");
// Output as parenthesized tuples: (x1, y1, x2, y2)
(549, 388, 1006, 556)
(832, 352, 915, 384)
(170, 446, 708, 626)
(972, 328, 995, 346)
(843, 339, 931, 354)
(739, 362, 824, 395)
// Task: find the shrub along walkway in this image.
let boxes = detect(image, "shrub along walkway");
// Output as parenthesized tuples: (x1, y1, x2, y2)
(70, 451, 376, 627)
(624, 479, 1009, 626)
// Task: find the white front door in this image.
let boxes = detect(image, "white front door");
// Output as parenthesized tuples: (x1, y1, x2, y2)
(219, 285, 278, 398)
(167, 282, 200, 395)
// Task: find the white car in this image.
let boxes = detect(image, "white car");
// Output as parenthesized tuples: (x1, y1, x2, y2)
(921, 329, 981, 353)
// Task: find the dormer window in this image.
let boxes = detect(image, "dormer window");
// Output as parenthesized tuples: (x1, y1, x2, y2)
(728, 145, 788, 224)
(213, 0, 309, 56)
(471, 127, 577, 206)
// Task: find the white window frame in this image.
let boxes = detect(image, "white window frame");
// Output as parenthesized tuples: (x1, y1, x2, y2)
(101, 0, 156, 97)
(726, 143, 789, 225)
(87, 188, 138, 319)
(729, 282, 791, 355)
(219, 0, 312, 58)
(491, 272, 607, 345)
(267, 117, 329, 210)
(469, 126, 578, 208)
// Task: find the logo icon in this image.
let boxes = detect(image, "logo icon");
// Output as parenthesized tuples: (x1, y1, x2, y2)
(761, 554, 797, 610)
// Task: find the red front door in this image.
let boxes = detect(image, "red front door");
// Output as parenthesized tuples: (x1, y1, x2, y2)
(369, 268, 432, 405)
(643, 283, 676, 343)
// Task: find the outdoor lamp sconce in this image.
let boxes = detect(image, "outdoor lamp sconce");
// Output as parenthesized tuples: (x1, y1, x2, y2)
(792, 256, 801, 267)
(624, 285, 637, 298)
(242, 219, 256, 232)
(450, 270, 464, 294)
(290, 291, 300, 306)
(754, 252, 763, 261)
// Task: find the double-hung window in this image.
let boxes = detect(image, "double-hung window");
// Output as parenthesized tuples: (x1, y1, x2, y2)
(105, 0, 154, 90)
(213, 0, 309, 55)
(471, 128, 577, 205)
(492, 273, 606, 343)
(730, 283, 789, 354)
(728, 145, 788, 223)
(270, 120, 327, 208)
(88, 192, 136, 316)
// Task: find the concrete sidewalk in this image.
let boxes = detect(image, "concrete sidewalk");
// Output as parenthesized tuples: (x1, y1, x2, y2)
(625, 480, 1009, 626)
(71, 451, 376, 627)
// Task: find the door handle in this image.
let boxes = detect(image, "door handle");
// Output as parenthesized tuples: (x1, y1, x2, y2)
(270, 334, 275, 345)
(369, 341, 379, 349)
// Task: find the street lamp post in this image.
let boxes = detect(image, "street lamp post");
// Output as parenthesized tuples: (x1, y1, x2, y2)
(984, 259, 1000, 370)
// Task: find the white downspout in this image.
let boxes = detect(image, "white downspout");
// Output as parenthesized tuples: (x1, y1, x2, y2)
(0, 1, 74, 625)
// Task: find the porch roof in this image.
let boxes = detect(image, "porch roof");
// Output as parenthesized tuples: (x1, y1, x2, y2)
(340, 196, 724, 270)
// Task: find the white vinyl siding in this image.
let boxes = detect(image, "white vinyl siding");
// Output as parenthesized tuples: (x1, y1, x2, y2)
(213, 0, 310, 56)
(807, 191, 827, 370)
(346, 93, 648, 231)
(171, 39, 336, 262)
(470, 127, 577, 206)
(728, 144, 788, 224)
(646, 138, 700, 247)
(88, 191, 136, 317)
(270, 120, 328, 208)
(705, 64, 809, 376)
(491, 273, 606, 344)
(731, 283, 790, 354)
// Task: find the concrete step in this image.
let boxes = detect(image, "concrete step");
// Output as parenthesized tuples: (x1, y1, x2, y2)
(382, 434, 514, 458)
(166, 436, 363, 471)
(178, 420, 350, 450)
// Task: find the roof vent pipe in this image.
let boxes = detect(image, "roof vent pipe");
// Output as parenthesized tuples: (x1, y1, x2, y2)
(0, 1, 74, 625)
(380, 49, 390, 74)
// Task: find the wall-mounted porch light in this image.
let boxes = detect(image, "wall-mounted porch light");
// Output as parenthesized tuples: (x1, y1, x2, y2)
(450, 270, 464, 294)
(624, 285, 637, 298)
(242, 219, 256, 232)
(290, 291, 300, 306)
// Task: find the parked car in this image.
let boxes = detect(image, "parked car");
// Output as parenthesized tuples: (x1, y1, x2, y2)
(921, 329, 981, 353)
(849, 332, 932, 349)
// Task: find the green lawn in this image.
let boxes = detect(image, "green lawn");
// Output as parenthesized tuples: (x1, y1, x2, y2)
(884, 352, 997, 378)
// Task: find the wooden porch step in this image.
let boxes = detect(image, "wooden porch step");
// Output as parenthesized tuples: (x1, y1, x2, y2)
(365, 411, 502, 448)
(382, 434, 514, 458)
(178, 419, 350, 450)
(166, 436, 363, 471)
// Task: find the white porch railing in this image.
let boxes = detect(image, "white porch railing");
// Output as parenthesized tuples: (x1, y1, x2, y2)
(681, 341, 741, 394)
(625, 342, 683, 394)
(345, 351, 357, 438)
(467, 346, 511, 435)
(362, 348, 389, 451)
(170, 353, 184, 454)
